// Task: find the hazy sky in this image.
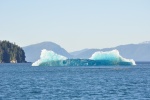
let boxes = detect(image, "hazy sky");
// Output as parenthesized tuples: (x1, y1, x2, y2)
(0, 0, 150, 52)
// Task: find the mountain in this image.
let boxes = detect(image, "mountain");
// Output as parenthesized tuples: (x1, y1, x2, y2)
(70, 49, 100, 59)
(70, 42, 150, 61)
(23, 42, 72, 62)
(71, 49, 89, 56)
(23, 41, 150, 62)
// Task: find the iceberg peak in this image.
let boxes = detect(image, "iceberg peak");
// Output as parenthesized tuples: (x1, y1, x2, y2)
(32, 49, 67, 66)
(90, 49, 136, 65)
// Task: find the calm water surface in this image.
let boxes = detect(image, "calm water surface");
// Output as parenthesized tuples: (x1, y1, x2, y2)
(0, 63, 150, 100)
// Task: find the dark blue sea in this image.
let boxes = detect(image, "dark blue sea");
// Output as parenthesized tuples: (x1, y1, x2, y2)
(0, 63, 150, 100)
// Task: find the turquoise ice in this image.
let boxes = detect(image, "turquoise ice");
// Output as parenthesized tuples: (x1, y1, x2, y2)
(32, 49, 136, 66)
(90, 50, 136, 65)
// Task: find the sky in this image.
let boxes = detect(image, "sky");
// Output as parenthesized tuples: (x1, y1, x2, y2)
(0, 0, 150, 52)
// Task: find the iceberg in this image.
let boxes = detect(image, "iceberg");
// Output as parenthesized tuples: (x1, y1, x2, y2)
(90, 50, 136, 65)
(32, 49, 136, 66)
(32, 49, 67, 66)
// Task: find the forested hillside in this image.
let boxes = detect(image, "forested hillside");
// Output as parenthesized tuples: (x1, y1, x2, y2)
(0, 40, 26, 63)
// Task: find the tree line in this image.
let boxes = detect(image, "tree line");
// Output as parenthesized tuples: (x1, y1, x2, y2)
(0, 40, 26, 63)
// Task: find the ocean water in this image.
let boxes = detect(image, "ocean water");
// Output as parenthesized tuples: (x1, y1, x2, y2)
(0, 63, 150, 100)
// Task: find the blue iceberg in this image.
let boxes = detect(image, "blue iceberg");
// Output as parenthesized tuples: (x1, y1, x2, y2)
(90, 50, 136, 64)
(32, 49, 67, 66)
(32, 49, 136, 66)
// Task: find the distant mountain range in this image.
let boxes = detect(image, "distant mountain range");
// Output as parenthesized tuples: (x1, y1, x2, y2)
(23, 41, 150, 62)
(71, 42, 150, 62)
(23, 42, 72, 62)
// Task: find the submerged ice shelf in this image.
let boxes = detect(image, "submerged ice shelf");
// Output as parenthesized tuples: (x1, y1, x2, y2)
(32, 49, 136, 66)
